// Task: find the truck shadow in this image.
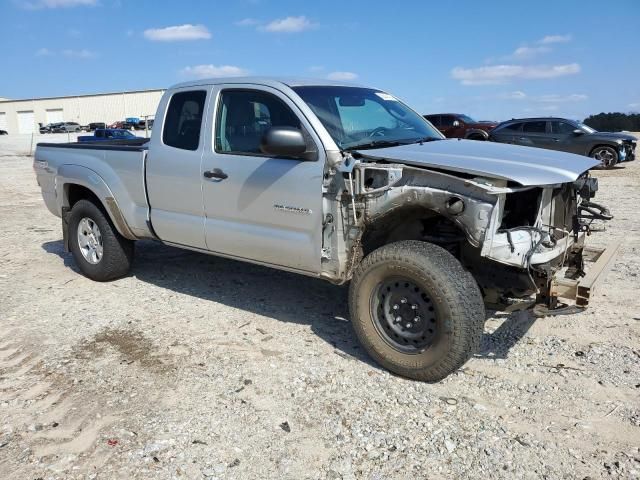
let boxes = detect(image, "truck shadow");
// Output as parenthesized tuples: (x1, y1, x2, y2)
(475, 310, 537, 360)
(41, 240, 532, 368)
(42, 239, 376, 369)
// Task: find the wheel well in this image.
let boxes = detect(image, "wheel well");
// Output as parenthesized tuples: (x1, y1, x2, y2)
(361, 208, 466, 258)
(589, 144, 617, 156)
(65, 184, 102, 210)
(465, 130, 488, 140)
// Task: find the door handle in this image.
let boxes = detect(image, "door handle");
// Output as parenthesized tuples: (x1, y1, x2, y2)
(551, 138, 560, 142)
(203, 168, 228, 180)
(518, 137, 527, 141)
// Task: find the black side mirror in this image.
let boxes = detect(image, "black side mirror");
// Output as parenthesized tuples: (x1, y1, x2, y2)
(573, 129, 584, 135)
(260, 127, 309, 159)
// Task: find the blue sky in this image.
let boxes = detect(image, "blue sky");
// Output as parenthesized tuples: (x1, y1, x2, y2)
(1, 0, 639, 121)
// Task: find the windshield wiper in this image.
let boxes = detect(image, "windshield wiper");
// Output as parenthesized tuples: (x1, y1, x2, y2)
(343, 139, 406, 151)
(410, 136, 442, 145)
(344, 137, 441, 151)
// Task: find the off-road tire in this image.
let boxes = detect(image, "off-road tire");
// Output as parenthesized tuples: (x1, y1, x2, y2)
(590, 145, 618, 169)
(349, 241, 485, 382)
(68, 199, 134, 281)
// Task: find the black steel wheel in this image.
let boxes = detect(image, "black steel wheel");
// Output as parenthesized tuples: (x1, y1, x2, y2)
(371, 277, 439, 353)
(349, 241, 485, 382)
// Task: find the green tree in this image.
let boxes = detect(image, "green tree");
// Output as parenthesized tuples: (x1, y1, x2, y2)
(583, 113, 640, 132)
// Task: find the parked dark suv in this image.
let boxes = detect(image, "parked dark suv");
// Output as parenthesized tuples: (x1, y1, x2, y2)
(424, 113, 497, 140)
(489, 117, 637, 169)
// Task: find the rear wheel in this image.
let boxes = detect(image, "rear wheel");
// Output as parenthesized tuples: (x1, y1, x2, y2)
(349, 241, 485, 382)
(68, 199, 134, 281)
(591, 146, 618, 169)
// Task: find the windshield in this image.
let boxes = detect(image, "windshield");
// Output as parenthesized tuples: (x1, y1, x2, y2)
(292, 86, 443, 149)
(458, 115, 476, 124)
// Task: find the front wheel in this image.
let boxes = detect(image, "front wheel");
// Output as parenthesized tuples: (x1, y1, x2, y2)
(349, 241, 485, 382)
(591, 146, 618, 169)
(68, 199, 134, 281)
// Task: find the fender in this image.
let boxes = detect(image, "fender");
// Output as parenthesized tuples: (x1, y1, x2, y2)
(464, 129, 489, 140)
(57, 164, 137, 242)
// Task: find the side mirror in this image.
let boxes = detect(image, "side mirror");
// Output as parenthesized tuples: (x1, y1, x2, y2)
(260, 127, 308, 158)
(452, 120, 461, 127)
(573, 129, 584, 135)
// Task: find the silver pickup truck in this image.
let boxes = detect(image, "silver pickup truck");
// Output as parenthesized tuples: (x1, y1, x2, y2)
(34, 77, 618, 381)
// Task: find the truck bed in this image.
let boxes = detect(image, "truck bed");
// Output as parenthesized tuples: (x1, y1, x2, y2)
(34, 140, 152, 240)
(37, 137, 150, 150)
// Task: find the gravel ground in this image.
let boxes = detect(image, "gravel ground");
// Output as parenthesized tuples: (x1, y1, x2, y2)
(0, 135, 639, 479)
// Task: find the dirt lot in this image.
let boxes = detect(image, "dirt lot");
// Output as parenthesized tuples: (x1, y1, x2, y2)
(1, 134, 639, 479)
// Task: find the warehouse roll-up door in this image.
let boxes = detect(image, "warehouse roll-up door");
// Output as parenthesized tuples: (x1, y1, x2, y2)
(45, 108, 63, 124)
(0, 113, 7, 132)
(17, 111, 35, 134)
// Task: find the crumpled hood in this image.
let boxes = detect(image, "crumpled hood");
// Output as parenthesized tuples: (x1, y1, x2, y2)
(356, 139, 599, 186)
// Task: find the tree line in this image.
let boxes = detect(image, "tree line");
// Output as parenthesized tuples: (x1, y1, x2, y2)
(583, 112, 640, 132)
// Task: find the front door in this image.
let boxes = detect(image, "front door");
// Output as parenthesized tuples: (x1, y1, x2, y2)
(548, 120, 582, 154)
(200, 85, 325, 273)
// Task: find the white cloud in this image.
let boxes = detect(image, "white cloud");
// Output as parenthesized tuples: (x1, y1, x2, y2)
(499, 91, 587, 103)
(539, 34, 572, 44)
(499, 90, 527, 100)
(629, 102, 640, 109)
(327, 71, 358, 81)
(536, 93, 587, 103)
(451, 63, 581, 85)
(180, 64, 248, 79)
(62, 48, 96, 58)
(261, 16, 315, 33)
(17, 0, 96, 8)
(511, 45, 551, 59)
(35, 47, 53, 56)
(235, 18, 260, 27)
(144, 24, 211, 42)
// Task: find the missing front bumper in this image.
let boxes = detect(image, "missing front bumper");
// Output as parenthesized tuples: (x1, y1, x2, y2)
(534, 240, 621, 315)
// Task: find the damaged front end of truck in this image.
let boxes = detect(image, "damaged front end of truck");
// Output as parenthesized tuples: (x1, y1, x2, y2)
(320, 147, 619, 315)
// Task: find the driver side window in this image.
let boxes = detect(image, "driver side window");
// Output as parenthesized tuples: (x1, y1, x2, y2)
(336, 98, 395, 135)
(550, 121, 576, 134)
(215, 89, 302, 155)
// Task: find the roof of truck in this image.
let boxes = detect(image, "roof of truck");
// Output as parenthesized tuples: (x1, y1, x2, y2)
(170, 76, 365, 90)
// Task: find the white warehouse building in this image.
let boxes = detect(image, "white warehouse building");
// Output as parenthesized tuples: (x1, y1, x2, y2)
(0, 88, 165, 134)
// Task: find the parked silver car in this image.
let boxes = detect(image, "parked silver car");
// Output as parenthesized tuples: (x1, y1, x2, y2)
(52, 122, 82, 133)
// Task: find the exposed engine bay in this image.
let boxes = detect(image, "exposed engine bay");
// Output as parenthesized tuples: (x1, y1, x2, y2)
(320, 150, 614, 313)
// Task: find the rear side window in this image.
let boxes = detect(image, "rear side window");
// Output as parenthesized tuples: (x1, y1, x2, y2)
(523, 121, 546, 133)
(163, 90, 207, 151)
